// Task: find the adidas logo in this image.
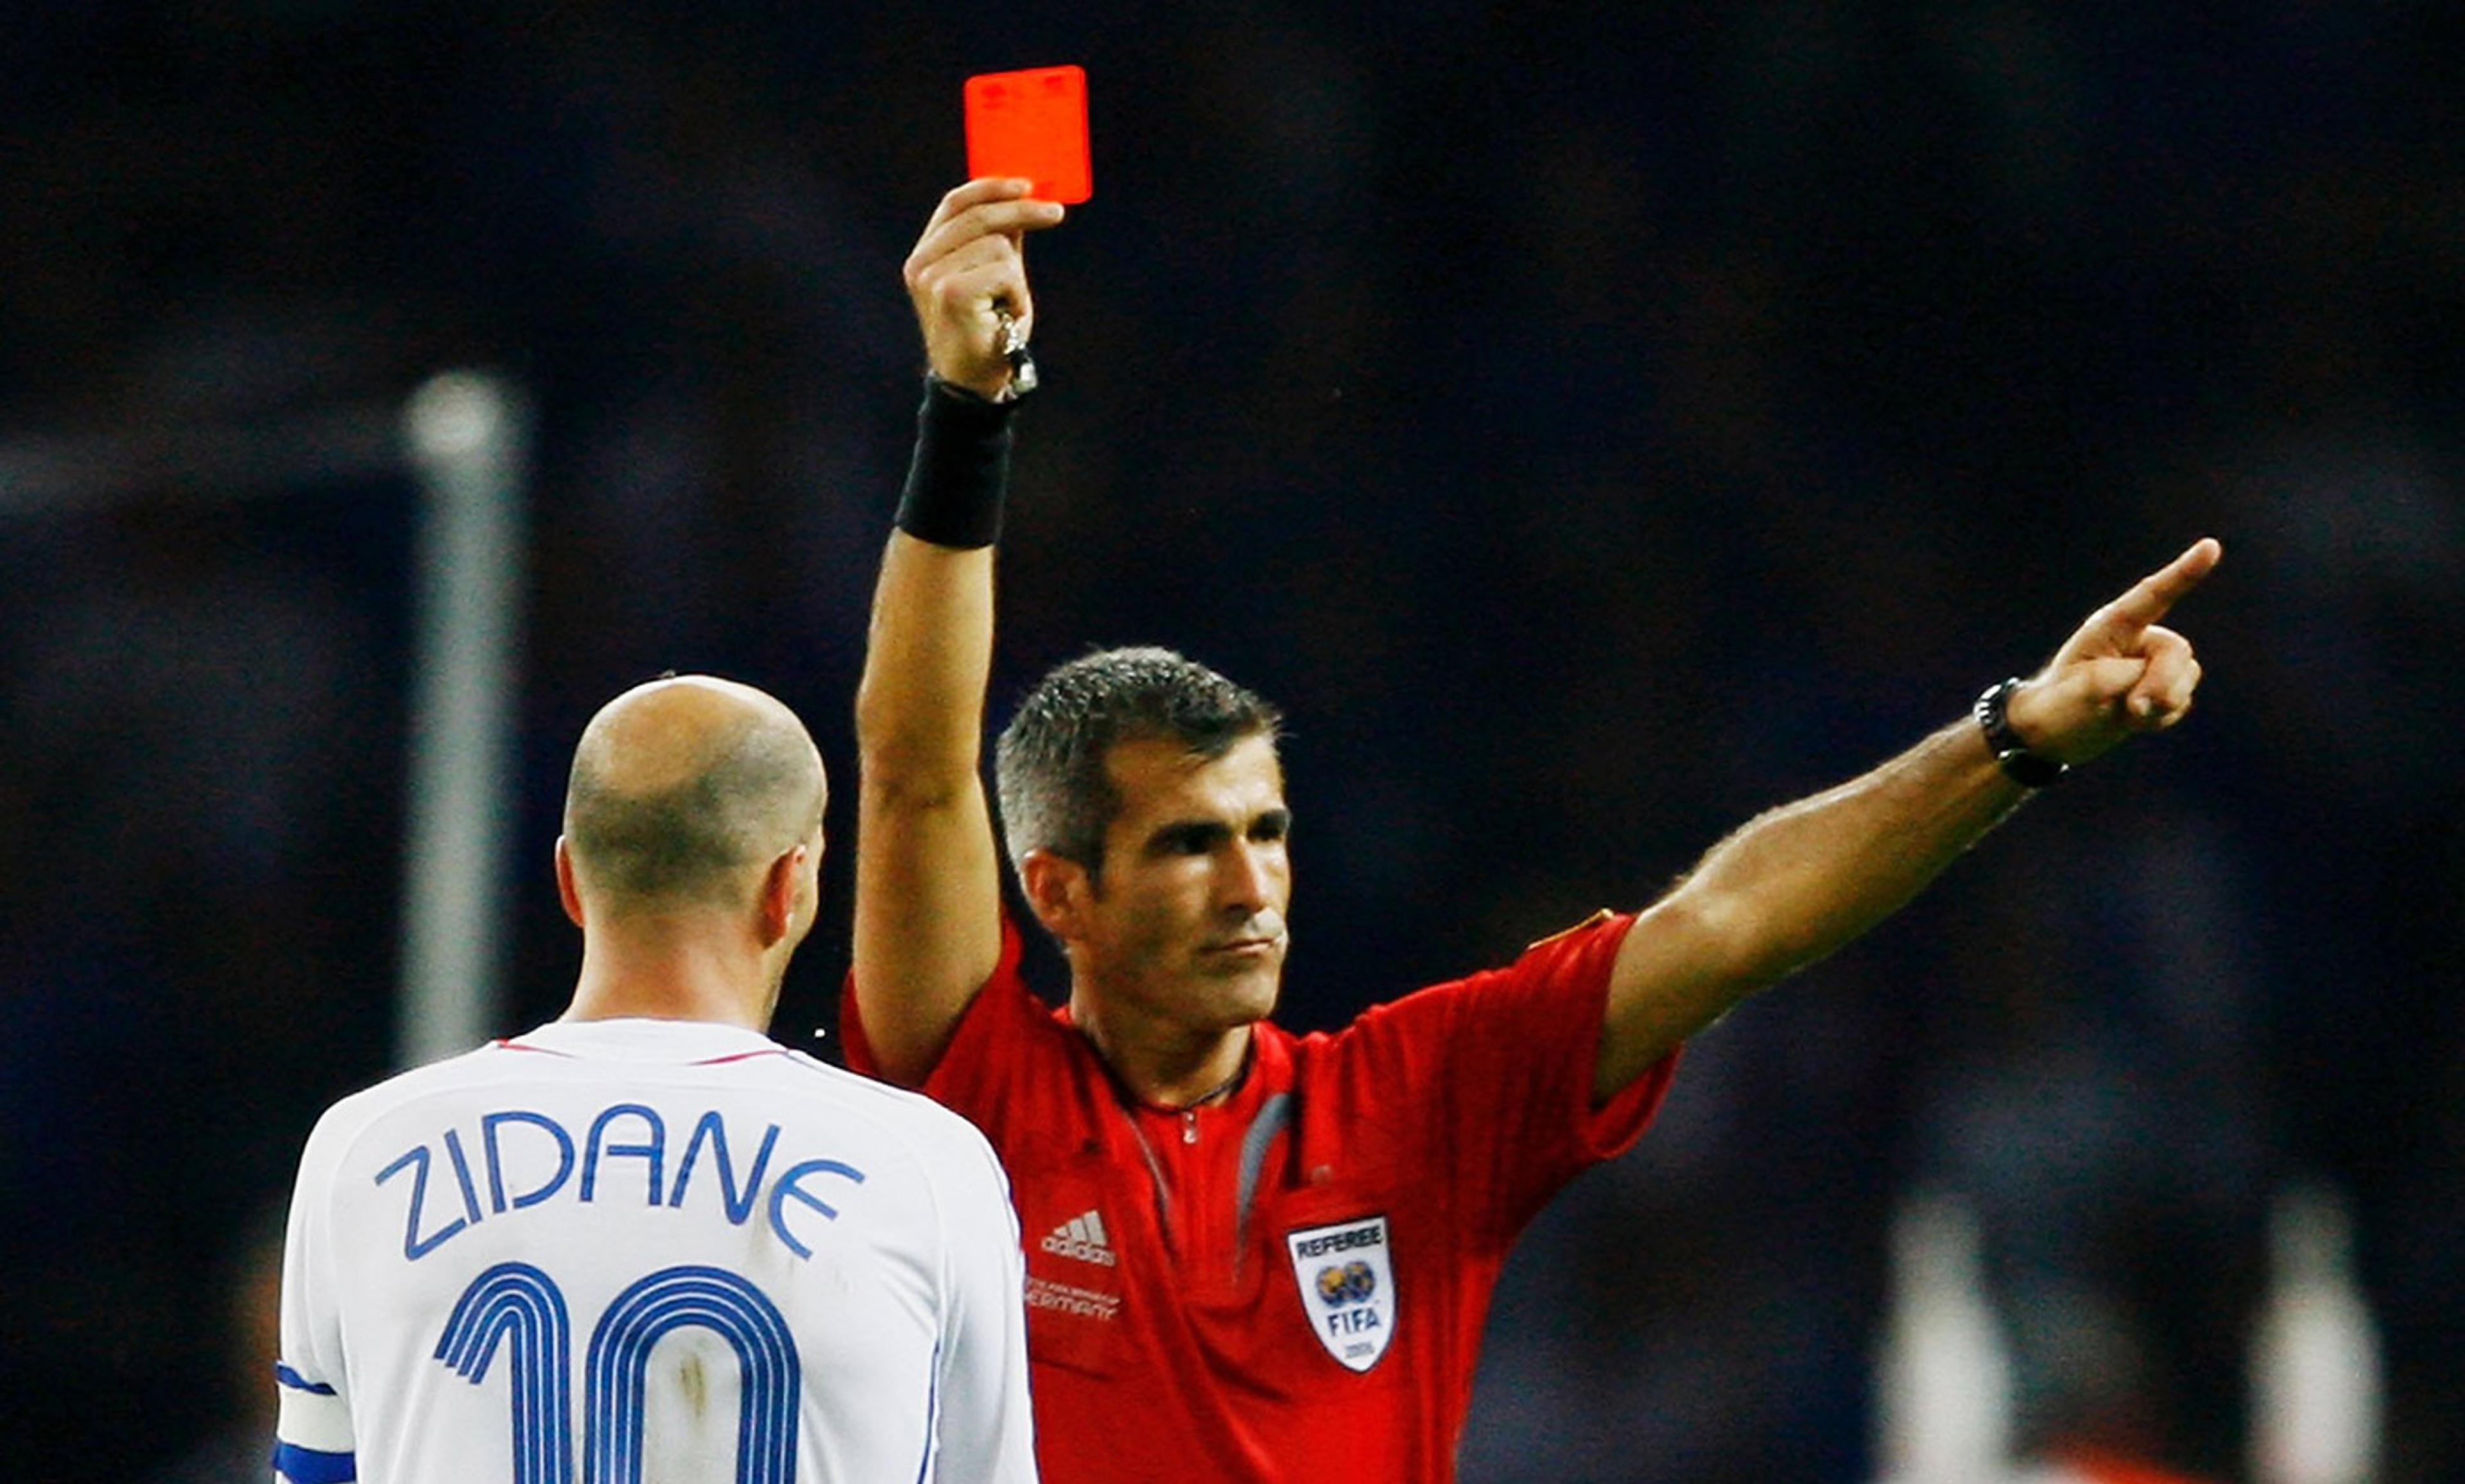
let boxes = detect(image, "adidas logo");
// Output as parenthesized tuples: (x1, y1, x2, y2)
(1039, 1209, 1118, 1268)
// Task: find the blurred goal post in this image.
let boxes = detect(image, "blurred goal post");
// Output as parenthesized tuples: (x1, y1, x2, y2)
(0, 370, 532, 1070)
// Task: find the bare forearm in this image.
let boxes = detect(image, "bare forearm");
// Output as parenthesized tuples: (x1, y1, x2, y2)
(1674, 717, 2022, 988)
(1598, 718, 2023, 1094)
(856, 532, 994, 789)
(1671, 535, 2226, 992)
(1595, 541, 2218, 1101)
(851, 531, 1007, 1082)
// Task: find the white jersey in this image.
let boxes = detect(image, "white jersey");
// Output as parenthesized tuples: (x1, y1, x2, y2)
(273, 1019, 1037, 1484)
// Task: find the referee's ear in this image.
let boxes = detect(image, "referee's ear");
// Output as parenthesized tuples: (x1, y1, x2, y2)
(554, 836, 587, 929)
(1019, 847, 1089, 947)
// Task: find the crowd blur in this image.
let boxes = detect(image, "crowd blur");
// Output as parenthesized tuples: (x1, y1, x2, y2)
(3, 4, 2458, 1481)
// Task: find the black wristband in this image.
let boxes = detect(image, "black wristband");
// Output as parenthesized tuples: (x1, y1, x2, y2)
(894, 377, 1019, 549)
(1973, 677, 2068, 788)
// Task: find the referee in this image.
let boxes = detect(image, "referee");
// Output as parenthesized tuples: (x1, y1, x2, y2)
(843, 177, 2219, 1482)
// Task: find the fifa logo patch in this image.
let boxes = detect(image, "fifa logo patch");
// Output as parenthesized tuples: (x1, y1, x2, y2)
(1284, 1214, 1394, 1372)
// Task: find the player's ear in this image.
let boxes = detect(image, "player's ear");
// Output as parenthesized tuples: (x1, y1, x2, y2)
(756, 845, 807, 948)
(554, 836, 585, 929)
(1019, 848, 1091, 944)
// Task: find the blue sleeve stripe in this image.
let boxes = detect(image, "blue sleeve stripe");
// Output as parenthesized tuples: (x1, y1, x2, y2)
(273, 1441, 356, 1483)
(275, 1362, 338, 1395)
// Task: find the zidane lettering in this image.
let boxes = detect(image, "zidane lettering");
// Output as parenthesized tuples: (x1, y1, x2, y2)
(373, 1105, 867, 1263)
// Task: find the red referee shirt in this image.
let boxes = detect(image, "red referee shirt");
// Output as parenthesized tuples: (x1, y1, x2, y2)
(840, 910, 1678, 1483)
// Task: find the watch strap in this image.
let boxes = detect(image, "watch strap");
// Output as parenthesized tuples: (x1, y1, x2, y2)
(1974, 677, 2068, 788)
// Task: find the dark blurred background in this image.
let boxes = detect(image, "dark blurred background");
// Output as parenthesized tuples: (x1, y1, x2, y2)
(3, 3, 2459, 1481)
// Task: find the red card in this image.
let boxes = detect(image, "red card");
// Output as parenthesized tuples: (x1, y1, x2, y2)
(965, 65, 1093, 204)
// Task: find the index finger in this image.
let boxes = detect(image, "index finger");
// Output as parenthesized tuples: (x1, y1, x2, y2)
(928, 176, 1033, 220)
(2104, 536, 2222, 634)
(909, 192, 1067, 274)
(920, 177, 1051, 237)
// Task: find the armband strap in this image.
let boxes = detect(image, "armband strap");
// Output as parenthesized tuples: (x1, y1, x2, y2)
(894, 376, 1019, 549)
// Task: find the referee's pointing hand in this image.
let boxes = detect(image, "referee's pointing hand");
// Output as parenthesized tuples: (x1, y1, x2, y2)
(2002, 537, 2222, 766)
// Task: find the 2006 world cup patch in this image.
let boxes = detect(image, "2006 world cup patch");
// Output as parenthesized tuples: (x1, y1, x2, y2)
(1284, 1214, 1395, 1372)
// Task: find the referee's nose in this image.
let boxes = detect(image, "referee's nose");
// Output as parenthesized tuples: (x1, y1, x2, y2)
(1214, 833, 1284, 922)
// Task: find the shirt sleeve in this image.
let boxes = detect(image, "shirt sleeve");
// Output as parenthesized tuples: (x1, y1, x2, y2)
(273, 1114, 357, 1484)
(1343, 910, 1678, 1249)
(928, 1121, 1041, 1482)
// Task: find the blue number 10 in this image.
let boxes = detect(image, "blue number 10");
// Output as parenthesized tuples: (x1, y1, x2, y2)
(436, 1261, 800, 1484)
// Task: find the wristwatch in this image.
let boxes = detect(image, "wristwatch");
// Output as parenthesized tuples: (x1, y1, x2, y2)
(1973, 677, 2068, 788)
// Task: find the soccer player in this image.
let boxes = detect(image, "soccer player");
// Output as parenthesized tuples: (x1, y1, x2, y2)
(846, 178, 2218, 1481)
(273, 675, 1037, 1484)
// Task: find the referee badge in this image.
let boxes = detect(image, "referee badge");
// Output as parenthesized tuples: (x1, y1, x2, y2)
(1284, 1215, 1395, 1372)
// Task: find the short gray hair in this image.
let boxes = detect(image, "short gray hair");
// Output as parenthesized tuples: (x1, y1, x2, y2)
(994, 646, 1280, 879)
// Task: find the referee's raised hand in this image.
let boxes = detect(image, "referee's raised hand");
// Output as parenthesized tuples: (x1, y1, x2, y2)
(903, 178, 1066, 401)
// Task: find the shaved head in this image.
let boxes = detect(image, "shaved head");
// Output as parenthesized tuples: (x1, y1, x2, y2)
(563, 676, 826, 913)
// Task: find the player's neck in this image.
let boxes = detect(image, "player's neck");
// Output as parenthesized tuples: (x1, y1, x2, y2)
(563, 924, 774, 1031)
